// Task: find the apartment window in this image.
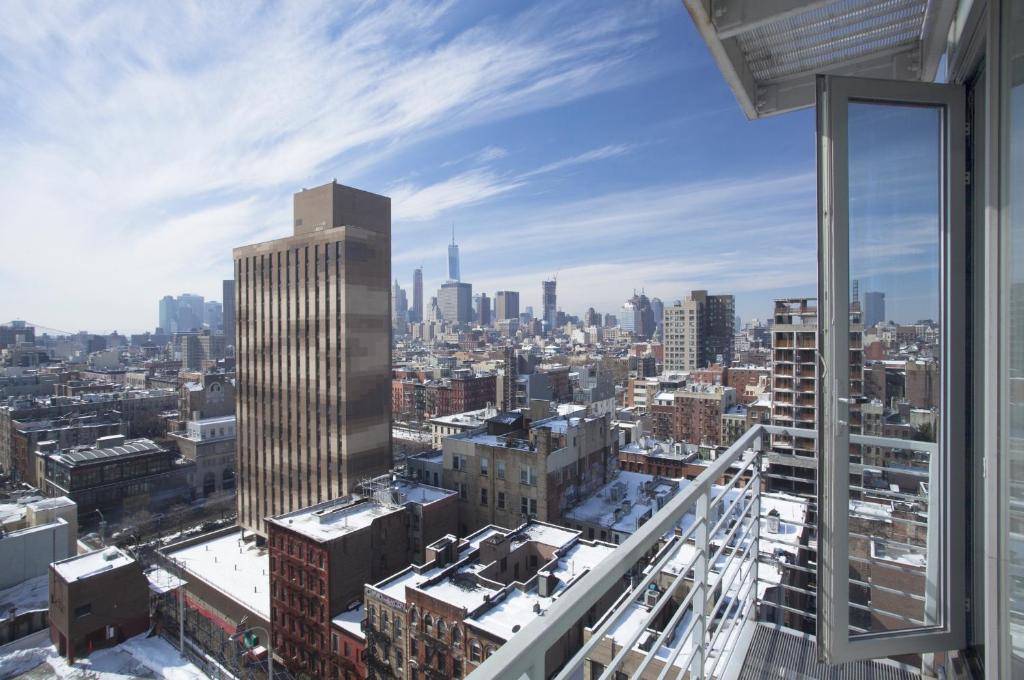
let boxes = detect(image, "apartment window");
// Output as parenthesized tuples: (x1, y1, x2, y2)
(497, 491, 506, 510)
(521, 496, 528, 515)
(470, 639, 481, 662)
(458, 483, 467, 500)
(520, 464, 536, 485)
(480, 487, 488, 505)
(816, 74, 965, 662)
(480, 457, 489, 476)
(496, 460, 505, 480)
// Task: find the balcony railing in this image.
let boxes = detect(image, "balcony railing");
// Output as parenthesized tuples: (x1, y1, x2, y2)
(468, 424, 932, 679)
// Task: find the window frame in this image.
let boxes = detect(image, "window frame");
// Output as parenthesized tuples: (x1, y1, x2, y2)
(816, 73, 967, 662)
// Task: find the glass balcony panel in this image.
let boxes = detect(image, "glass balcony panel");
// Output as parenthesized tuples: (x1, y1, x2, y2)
(846, 100, 942, 640)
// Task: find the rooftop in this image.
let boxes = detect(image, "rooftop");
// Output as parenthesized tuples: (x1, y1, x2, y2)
(267, 481, 454, 542)
(163, 529, 270, 620)
(564, 471, 683, 535)
(52, 546, 135, 581)
(51, 438, 163, 467)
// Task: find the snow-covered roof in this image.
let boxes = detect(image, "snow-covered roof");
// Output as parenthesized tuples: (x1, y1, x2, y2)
(564, 471, 682, 535)
(332, 604, 366, 640)
(164, 530, 270, 620)
(52, 547, 135, 582)
(0, 574, 48, 622)
(145, 567, 186, 595)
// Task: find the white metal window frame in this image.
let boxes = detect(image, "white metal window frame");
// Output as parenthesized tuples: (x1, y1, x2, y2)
(817, 73, 967, 663)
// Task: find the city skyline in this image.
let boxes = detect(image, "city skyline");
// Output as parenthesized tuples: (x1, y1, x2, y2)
(0, 0, 821, 334)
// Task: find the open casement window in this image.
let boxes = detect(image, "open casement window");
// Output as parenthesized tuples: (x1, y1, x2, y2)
(817, 74, 966, 662)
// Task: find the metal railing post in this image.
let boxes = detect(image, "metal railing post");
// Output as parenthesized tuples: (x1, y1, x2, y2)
(694, 485, 710, 679)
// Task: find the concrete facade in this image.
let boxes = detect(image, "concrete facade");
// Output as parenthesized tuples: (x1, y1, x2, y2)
(234, 181, 392, 535)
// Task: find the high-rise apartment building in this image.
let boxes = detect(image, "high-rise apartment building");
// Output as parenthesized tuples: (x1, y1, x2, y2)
(768, 297, 861, 496)
(233, 181, 392, 535)
(222, 279, 235, 346)
(863, 290, 886, 328)
(438, 281, 473, 326)
(448, 228, 460, 282)
(542, 279, 557, 331)
(495, 290, 520, 321)
(663, 290, 735, 371)
(177, 293, 205, 331)
(411, 266, 423, 323)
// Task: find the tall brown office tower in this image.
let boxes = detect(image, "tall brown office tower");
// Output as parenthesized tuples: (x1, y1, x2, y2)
(233, 181, 392, 535)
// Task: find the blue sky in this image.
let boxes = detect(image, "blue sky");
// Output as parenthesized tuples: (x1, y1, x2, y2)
(0, 0, 825, 334)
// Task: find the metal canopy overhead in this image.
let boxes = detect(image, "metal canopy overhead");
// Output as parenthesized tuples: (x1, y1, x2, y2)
(683, 0, 958, 119)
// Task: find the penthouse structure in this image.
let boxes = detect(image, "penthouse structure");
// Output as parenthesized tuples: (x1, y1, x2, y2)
(266, 479, 457, 679)
(364, 521, 618, 679)
(234, 181, 392, 535)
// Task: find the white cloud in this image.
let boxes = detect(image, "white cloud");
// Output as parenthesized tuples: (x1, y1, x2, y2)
(0, 0, 663, 331)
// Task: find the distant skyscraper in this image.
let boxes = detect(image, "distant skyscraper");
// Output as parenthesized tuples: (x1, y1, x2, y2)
(177, 294, 205, 332)
(438, 281, 473, 326)
(222, 279, 235, 346)
(448, 227, 460, 282)
(524, 305, 534, 320)
(621, 292, 654, 338)
(204, 300, 223, 331)
(584, 307, 600, 327)
(412, 267, 424, 323)
(476, 292, 491, 326)
(864, 291, 886, 328)
(234, 181, 391, 535)
(158, 295, 177, 333)
(651, 297, 665, 340)
(542, 279, 557, 331)
(495, 291, 520, 321)
(392, 280, 409, 334)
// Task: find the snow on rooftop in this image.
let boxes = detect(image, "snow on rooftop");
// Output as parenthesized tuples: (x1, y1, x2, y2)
(514, 523, 578, 548)
(467, 587, 545, 641)
(548, 540, 614, 585)
(52, 547, 134, 581)
(268, 498, 402, 542)
(146, 567, 186, 595)
(165, 530, 270, 620)
(0, 574, 48, 622)
(421, 573, 498, 612)
(332, 604, 366, 640)
(850, 499, 893, 521)
(565, 471, 683, 535)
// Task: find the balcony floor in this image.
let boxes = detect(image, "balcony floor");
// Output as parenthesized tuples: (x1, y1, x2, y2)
(732, 623, 920, 680)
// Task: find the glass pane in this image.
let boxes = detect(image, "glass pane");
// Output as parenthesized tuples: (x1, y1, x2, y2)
(846, 102, 942, 636)
(1007, 0, 1024, 667)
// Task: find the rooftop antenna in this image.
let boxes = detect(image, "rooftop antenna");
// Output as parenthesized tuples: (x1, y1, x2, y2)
(452, 224, 456, 245)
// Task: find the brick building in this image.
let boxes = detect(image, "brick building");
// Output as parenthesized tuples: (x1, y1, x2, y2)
(364, 521, 619, 680)
(650, 384, 737, 446)
(443, 412, 617, 535)
(266, 480, 457, 679)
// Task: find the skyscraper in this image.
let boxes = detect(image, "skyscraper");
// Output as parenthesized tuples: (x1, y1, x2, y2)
(476, 292, 491, 326)
(177, 293, 205, 331)
(495, 291, 520, 321)
(448, 227, 460, 282)
(651, 297, 665, 341)
(438, 281, 473, 326)
(864, 291, 886, 328)
(222, 279, 235, 346)
(412, 266, 424, 323)
(542, 279, 557, 331)
(158, 295, 177, 333)
(204, 300, 223, 331)
(234, 180, 391, 535)
(392, 280, 408, 334)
